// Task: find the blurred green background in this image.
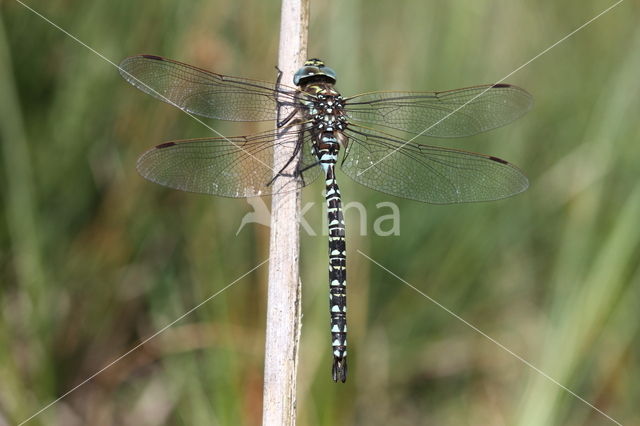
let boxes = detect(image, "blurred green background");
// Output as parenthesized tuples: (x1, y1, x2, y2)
(1, 0, 639, 425)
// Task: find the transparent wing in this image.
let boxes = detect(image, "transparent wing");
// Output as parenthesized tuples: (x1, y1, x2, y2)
(340, 125, 528, 204)
(137, 128, 320, 197)
(345, 84, 532, 138)
(119, 55, 300, 121)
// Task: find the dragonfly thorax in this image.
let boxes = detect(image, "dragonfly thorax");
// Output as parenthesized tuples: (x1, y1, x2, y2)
(300, 85, 348, 129)
(300, 85, 349, 151)
(313, 96, 348, 133)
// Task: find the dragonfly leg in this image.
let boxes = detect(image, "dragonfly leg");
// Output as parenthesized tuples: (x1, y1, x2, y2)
(274, 65, 299, 128)
(299, 159, 321, 174)
(277, 107, 299, 128)
(265, 132, 305, 188)
(274, 65, 282, 85)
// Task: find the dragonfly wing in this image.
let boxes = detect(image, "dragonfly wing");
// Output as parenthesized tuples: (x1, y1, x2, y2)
(137, 129, 320, 197)
(340, 126, 528, 204)
(119, 55, 299, 121)
(345, 84, 532, 138)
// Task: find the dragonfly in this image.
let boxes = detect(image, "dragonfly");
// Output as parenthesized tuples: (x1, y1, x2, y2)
(119, 55, 532, 383)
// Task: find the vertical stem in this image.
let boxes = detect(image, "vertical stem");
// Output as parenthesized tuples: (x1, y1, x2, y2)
(262, 1, 308, 425)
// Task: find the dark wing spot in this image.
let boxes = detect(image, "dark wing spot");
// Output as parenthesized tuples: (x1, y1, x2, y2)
(492, 83, 511, 88)
(141, 54, 164, 61)
(156, 142, 176, 149)
(489, 156, 508, 164)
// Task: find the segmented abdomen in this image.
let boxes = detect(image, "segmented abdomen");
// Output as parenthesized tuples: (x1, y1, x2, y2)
(315, 133, 348, 382)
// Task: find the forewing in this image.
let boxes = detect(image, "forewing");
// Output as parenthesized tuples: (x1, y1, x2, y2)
(345, 84, 532, 138)
(137, 129, 320, 197)
(119, 55, 299, 121)
(340, 126, 528, 204)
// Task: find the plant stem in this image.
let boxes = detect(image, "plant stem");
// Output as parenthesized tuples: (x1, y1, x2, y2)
(262, 0, 309, 425)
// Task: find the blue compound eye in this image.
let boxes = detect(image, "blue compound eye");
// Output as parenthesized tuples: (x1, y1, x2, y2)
(293, 59, 337, 86)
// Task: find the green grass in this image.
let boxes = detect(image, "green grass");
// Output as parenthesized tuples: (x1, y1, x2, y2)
(1, 0, 639, 425)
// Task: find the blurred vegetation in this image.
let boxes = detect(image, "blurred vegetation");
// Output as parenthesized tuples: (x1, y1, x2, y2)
(1, 0, 639, 425)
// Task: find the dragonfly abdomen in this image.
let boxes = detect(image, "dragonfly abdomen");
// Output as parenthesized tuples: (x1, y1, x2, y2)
(314, 133, 348, 383)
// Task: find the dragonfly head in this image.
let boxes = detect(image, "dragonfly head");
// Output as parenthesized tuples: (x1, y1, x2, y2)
(294, 58, 337, 86)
